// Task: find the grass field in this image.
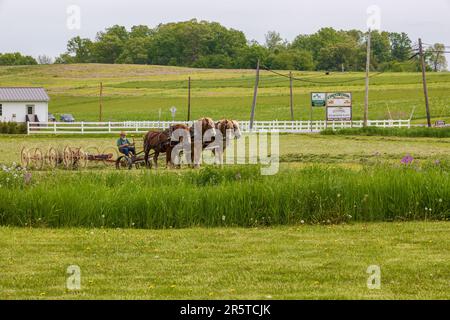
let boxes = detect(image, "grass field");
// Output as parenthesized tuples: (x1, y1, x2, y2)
(0, 64, 449, 123)
(1, 134, 449, 229)
(0, 222, 449, 300)
(1, 165, 448, 228)
(1, 64, 449, 300)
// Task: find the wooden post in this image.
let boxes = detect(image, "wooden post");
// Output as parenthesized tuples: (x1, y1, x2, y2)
(289, 71, 294, 121)
(99, 82, 103, 122)
(250, 59, 260, 130)
(419, 38, 432, 128)
(187, 77, 191, 121)
(364, 30, 371, 127)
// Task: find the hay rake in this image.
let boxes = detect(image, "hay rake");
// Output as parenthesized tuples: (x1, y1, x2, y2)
(20, 146, 118, 170)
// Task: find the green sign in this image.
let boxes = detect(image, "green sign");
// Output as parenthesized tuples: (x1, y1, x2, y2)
(311, 93, 326, 107)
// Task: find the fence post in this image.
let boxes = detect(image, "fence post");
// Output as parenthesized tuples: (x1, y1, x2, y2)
(108, 122, 111, 133)
(27, 121, 30, 135)
(81, 122, 84, 135)
(54, 122, 57, 134)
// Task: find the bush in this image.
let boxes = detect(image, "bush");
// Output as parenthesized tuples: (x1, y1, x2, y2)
(0, 122, 27, 134)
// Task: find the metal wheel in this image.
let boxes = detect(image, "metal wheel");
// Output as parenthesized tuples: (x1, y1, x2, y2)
(116, 156, 132, 170)
(33, 148, 44, 170)
(77, 148, 88, 169)
(63, 146, 73, 169)
(46, 147, 59, 169)
(20, 147, 30, 169)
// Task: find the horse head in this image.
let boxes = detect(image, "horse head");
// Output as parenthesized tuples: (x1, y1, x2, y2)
(231, 120, 242, 139)
(169, 124, 191, 144)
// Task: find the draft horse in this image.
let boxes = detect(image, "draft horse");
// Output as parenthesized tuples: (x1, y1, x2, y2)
(190, 117, 217, 168)
(212, 119, 242, 164)
(143, 124, 191, 169)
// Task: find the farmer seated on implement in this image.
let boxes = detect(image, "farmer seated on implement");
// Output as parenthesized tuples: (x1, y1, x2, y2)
(117, 131, 136, 157)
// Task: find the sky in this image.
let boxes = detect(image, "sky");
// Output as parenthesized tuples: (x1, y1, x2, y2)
(0, 0, 449, 60)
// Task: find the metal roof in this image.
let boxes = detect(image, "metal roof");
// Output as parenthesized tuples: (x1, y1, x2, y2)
(0, 87, 50, 102)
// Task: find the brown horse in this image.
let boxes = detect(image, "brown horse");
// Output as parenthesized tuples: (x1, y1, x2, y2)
(144, 124, 191, 169)
(190, 117, 217, 167)
(212, 119, 242, 164)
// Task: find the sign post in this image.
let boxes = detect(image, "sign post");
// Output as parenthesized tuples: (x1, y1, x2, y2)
(170, 106, 177, 123)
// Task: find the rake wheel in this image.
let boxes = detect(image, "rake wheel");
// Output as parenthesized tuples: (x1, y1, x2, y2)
(63, 146, 73, 169)
(76, 148, 88, 169)
(46, 147, 59, 169)
(20, 147, 30, 169)
(33, 148, 44, 170)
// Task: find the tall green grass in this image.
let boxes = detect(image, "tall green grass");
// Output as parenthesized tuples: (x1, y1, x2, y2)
(0, 165, 448, 229)
(321, 127, 450, 138)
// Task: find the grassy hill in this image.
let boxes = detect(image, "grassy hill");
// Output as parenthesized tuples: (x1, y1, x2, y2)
(0, 64, 449, 123)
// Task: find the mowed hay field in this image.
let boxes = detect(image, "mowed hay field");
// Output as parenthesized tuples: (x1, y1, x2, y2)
(0, 64, 449, 123)
(0, 64, 449, 300)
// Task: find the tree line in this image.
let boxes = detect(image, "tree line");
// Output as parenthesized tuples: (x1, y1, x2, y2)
(1, 19, 447, 71)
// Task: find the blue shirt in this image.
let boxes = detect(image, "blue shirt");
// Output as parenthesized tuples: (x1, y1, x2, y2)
(117, 138, 130, 148)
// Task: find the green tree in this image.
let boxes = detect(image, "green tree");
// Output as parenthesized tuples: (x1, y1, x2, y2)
(268, 50, 314, 71)
(426, 43, 448, 72)
(316, 42, 365, 71)
(370, 31, 392, 64)
(265, 31, 286, 51)
(54, 53, 75, 64)
(67, 36, 93, 62)
(389, 32, 412, 61)
(234, 42, 269, 69)
(92, 25, 129, 63)
(148, 20, 246, 67)
(0, 52, 37, 65)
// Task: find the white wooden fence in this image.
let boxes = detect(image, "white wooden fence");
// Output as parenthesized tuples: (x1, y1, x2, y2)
(27, 119, 411, 135)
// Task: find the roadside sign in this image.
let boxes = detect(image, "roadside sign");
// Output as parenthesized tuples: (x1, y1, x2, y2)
(311, 93, 326, 107)
(327, 107, 353, 121)
(170, 106, 177, 121)
(435, 120, 446, 127)
(326, 92, 352, 107)
(325, 92, 352, 121)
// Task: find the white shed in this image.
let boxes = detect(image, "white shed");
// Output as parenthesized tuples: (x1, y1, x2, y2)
(0, 87, 49, 123)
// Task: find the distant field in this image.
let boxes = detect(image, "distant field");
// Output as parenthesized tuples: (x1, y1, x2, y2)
(0, 64, 449, 123)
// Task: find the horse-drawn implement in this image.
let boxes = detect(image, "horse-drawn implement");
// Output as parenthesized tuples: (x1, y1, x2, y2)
(19, 139, 155, 170)
(19, 119, 241, 171)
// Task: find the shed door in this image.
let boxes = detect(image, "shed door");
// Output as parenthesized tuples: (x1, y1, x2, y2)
(26, 104, 35, 115)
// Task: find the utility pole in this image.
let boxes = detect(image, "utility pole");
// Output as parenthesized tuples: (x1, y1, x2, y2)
(187, 77, 191, 121)
(419, 38, 432, 128)
(250, 59, 260, 130)
(364, 30, 371, 127)
(289, 71, 294, 121)
(99, 82, 103, 122)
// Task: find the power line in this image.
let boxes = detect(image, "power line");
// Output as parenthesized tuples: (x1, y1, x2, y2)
(261, 66, 384, 85)
(426, 50, 450, 54)
(422, 43, 450, 48)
